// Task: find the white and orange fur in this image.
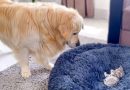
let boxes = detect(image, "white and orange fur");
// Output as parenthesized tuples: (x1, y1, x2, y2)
(0, 0, 83, 78)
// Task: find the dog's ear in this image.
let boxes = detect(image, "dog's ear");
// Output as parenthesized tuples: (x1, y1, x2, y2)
(58, 25, 68, 38)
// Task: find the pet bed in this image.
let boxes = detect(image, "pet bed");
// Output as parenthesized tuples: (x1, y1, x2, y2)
(48, 44, 130, 90)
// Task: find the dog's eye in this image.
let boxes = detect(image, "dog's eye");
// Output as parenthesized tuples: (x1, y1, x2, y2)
(73, 33, 77, 35)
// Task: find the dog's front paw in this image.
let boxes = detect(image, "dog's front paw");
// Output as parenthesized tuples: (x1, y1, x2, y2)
(21, 70, 31, 78)
(45, 64, 53, 71)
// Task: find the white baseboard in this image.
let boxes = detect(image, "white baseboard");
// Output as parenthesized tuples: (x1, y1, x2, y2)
(14, 0, 61, 4)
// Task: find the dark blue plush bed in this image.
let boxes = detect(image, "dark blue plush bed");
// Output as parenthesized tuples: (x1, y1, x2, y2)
(48, 44, 130, 90)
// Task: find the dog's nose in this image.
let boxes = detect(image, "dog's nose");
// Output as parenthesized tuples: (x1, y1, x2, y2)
(76, 41, 80, 47)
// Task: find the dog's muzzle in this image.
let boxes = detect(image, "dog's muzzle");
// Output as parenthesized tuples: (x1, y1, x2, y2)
(76, 41, 80, 47)
(67, 40, 80, 48)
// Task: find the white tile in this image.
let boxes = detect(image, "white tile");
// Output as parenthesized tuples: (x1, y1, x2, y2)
(0, 41, 17, 71)
(0, 53, 17, 71)
(79, 18, 109, 41)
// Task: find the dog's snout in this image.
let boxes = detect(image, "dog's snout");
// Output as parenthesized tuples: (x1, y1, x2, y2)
(76, 41, 80, 47)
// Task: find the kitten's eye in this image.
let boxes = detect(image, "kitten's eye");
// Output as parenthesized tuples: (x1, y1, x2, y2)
(73, 33, 77, 35)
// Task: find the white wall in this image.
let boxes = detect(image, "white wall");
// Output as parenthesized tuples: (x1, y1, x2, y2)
(94, 0, 110, 20)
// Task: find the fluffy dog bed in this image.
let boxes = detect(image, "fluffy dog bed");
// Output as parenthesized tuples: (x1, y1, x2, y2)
(48, 44, 130, 90)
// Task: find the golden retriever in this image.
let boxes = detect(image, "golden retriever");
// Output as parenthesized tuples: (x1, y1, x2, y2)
(0, 0, 83, 78)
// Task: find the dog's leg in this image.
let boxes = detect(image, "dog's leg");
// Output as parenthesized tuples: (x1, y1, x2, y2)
(34, 53, 52, 70)
(43, 58, 53, 70)
(39, 57, 52, 70)
(14, 48, 31, 78)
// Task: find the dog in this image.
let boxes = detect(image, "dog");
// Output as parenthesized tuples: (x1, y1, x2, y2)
(0, 0, 83, 78)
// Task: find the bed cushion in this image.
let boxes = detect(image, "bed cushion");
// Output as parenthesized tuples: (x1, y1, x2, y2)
(48, 44, 130, 90)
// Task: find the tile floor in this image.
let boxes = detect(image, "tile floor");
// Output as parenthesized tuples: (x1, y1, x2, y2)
(0, 18, 109, 71)
(80, 18, 109, 41)
(0, 42, 17, 71)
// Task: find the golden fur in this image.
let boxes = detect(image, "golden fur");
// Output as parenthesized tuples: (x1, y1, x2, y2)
(0, 0, 83, 78)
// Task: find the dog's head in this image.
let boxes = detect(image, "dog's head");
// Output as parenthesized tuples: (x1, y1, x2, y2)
(58, 8, 83, 48)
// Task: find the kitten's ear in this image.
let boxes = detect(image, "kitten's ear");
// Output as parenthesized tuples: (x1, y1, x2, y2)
(118, 66, 123, 71)
(104, 72, 109, 77)
(110, 69, 114, 73)
(110, 69, 115, 76)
